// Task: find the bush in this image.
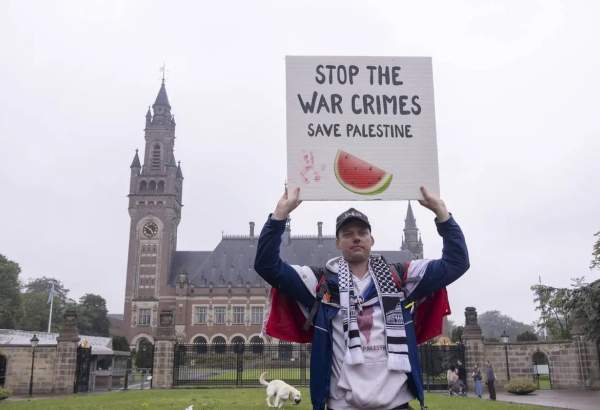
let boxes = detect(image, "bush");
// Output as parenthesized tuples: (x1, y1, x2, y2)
(0, 388, 10, 400)
(505, 379, 537, 395)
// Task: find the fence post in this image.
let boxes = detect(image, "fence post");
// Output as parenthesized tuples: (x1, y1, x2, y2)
(236, 349, 243, 386)
(300, 346, 307, 386)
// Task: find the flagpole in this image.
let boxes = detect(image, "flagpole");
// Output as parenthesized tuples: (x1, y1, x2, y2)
(47, 294, 53, 332)
(47, 282, 55, 333)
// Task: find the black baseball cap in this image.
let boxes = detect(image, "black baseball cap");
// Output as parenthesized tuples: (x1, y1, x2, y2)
(336, 208, 371, 236)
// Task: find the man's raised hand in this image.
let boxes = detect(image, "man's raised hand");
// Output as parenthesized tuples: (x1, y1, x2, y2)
(418, 186, 450, 222)
(272, 187, 302, 221)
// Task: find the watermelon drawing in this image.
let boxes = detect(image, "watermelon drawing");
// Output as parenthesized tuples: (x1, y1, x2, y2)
(334, 150, 393, 195)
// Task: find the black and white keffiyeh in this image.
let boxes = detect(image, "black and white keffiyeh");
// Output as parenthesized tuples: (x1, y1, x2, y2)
(338, 255, 412, 372)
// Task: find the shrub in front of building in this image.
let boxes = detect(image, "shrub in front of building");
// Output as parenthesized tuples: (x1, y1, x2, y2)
(505, 379, 537, 395)
(0, 388, 10, 400)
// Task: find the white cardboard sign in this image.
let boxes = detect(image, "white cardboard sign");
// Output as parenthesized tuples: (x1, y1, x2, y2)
(286, 56, 439, 200)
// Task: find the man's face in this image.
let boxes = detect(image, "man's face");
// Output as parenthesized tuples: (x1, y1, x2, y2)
(336, 220, 374, 263)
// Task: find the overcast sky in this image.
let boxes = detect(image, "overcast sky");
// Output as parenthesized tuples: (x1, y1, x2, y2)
(1, 0, 599, 327)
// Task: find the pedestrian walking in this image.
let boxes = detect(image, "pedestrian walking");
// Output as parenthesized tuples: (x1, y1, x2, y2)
(472, 364, 483, 398)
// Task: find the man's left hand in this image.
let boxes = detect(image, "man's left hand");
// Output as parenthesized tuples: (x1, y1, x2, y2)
(418, 186, 450, 222)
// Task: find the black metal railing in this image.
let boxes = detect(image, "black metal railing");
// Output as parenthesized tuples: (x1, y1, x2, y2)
(173, 342, 463, 390)
(173, 343, 310, 387)
(418, 342, 465, 391)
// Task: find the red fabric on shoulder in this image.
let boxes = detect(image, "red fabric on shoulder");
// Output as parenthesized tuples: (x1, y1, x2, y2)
(265, 288, 314, 343)
(414, 287, 451, 344)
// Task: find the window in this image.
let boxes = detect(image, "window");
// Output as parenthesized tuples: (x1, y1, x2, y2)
(214, 306, 226, 325)
(194, 306, 207, 324)
(249, 336, 264, 354)
(231, 336, 245, 354)
(211, 336, 226, 354)
(151, 144, 161, 170)
(233, 306, 245, 325)
(193, 336, 208, 354)
(251, 306, 264, 325)
(138, 309, 151, 326)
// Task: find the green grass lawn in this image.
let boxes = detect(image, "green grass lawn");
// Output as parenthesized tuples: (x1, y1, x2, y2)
(536, 375, 551, 390)
(1, 388, 548, 409)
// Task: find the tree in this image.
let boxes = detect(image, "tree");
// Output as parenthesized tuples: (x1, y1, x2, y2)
(19, 277, 70, 332)
(477, 310, 535, 341)
(76, 294, 110, 336)
(516, 330, 539, 342)
(0, 254, 22, 328)
(24, 277, 69, 301)
(591, 231, 600, 270)
(112, 336, 130, 352)
(568, 279, 600, 340)
(451, 326, 464, 343)
(531, 284, 573, 340)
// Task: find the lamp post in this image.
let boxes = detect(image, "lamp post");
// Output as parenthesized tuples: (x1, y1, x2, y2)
(29, 334, 39, 396)
(501, 330, 510, 381)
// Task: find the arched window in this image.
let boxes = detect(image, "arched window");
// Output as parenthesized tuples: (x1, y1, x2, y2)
(278, 340, 293, 361)
(135, 338, 154, 369)
(211, 336, 226, 354)
(148, 180, 157, 192)
(193, 336, 208, 354)
(231, 336, 246, 354)
(157, 180, 165, 193)
(151, 144, 161, 171)
(249, 336, 264, 354)
(139, 181, 147, 192)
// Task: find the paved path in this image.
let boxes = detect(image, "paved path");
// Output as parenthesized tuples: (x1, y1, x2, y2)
(495, 390, 600, 410)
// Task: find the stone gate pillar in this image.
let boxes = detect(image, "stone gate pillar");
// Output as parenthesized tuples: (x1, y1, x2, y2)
(152, 310, 176, 389)
(53, 308, 80, 394)
(571, 315, 600, 389)
(462, 307, 483, 390)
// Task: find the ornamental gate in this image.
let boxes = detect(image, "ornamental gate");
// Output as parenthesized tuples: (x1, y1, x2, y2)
(0, 354, 6, 387)
(74, 346, 92, 393)
(418, 343, 466, 390)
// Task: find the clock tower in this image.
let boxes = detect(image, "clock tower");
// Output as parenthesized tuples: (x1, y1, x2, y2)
(123, 79, 184, 341)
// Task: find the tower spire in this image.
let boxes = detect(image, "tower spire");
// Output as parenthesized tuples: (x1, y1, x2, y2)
(130, 149, 141, 169)
(405, 201, 417, 229)
(153, 80, 171, 109)
(401, 201, 423, 258)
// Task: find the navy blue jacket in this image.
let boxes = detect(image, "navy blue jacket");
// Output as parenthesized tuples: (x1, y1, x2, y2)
(254, 214, 469, 410)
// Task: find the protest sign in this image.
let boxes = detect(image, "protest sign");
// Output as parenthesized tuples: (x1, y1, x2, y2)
(286, 56, 439, 200)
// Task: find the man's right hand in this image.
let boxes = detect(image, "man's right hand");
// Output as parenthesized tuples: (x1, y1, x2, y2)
(272, 187, 302, 220)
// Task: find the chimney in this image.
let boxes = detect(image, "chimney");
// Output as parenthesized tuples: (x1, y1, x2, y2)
(317, 221, 323, 238)
(249, 221, 255, 237)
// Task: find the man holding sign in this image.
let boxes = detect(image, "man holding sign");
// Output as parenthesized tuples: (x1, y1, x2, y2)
(254, 186, 469, 410)
(254, 56, 467, 409)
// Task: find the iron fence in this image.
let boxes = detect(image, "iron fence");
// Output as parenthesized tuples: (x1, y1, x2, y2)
(173, 343, 310, 387)
(173, 342, 464, 390)
(418, 343, 465, 391)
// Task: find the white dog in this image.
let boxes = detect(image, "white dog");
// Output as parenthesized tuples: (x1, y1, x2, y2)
(259, 371, 302, 408)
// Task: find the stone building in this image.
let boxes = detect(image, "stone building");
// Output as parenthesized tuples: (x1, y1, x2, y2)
(110, 81, 424, 350)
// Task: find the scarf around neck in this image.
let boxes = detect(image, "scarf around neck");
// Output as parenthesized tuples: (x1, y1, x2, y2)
(337, 255, 412, 372)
